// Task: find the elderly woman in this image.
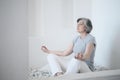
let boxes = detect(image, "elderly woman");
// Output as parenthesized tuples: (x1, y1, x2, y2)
(41, 18, 96, 76)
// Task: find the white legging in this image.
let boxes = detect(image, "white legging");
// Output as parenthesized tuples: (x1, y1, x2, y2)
(47, 54, 91, 76)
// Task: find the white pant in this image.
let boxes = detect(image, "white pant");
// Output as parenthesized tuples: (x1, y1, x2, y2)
(47, 54, 91, 76)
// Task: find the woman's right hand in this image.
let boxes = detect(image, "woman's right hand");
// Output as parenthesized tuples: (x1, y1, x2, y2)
(41, 46, 50, 53)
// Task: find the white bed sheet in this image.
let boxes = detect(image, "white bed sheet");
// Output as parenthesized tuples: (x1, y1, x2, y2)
(29, 69, 120, 80)
(29, 64, 120, 80)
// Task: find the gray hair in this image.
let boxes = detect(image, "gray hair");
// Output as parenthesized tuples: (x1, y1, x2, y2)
(77, 18, 93, 33)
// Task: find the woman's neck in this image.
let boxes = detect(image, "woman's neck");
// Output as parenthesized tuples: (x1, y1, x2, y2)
(80, 32, 88, 39)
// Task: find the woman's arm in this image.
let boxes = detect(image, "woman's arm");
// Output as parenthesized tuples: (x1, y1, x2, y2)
(41, 43, 74, 56)
(75, 42, 95, 60)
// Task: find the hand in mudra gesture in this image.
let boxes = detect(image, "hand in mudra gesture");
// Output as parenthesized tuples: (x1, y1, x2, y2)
(41, 46, 50, 53)
(75, 53, 84, 60)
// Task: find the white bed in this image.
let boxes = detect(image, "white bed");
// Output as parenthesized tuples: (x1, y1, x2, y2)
(29, 64, 120, 80)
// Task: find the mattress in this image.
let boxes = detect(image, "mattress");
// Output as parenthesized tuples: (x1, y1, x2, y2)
(29, 65, 120, 80)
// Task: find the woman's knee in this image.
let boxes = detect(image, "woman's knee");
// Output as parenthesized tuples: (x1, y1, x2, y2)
(47, 54, 57, 60)
(72, 57, 81, 63)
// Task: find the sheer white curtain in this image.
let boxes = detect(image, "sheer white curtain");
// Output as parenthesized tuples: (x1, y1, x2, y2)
(28, 0, 92, 37)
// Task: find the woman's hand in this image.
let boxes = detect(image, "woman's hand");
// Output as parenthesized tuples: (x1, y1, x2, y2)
(75, 53, 84, 61)
(41, 46, 50, 53)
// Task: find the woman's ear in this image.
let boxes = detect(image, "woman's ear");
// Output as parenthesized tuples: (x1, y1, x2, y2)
(84, 26, 87, 32)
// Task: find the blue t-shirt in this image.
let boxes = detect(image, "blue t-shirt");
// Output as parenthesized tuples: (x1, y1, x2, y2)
(73, 34, 96, 71)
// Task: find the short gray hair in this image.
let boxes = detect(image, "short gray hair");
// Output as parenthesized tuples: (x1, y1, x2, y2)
(77, 18, 93, 33)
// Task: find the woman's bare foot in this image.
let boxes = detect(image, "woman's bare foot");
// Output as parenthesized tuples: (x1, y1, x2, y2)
(54, 72, 63, 76)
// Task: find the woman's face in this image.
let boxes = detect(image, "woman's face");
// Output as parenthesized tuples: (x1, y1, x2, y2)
(77, 20, 86, 33)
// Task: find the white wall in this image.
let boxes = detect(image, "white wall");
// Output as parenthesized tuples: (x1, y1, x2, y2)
(28, 0, 92, 68)
(0, 0, 28, 80)
(92, 0, 120, 69)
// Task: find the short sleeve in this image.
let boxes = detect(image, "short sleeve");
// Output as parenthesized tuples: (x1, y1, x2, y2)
(88, 37, 96, 47)
(72, 36, 79, 45)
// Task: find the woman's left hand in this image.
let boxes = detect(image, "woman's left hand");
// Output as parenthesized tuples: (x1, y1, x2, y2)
(75, 53, 84, 60)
